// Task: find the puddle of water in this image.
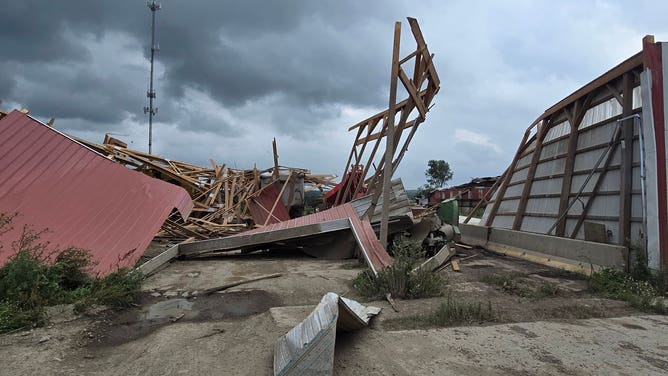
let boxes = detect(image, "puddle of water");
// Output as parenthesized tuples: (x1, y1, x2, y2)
(87, 290, 281, 348)
(144, 299, 194, 320)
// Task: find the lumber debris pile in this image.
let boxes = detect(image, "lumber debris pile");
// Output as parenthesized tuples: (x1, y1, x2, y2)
(74, 135, 335, 241)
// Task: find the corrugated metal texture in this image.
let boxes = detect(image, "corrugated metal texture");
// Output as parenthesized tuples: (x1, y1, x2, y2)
(239, 203, 392, 273)
(530, 178, 563, 195)
(516, 154, 533, 169)
(0, 110, 193, 275)
(579, 98, 623, 130)
(519, 216, 554, 233)
(509, 168, 528, 184)
(573, 148, 620, 171)
(247, 181, 291, 225)
(577, 122, 618, 150)
(544, 120, 570, 143)
(535, 159, 565, 177)
(540, 139, 569, 159)
(273, 293, 379, 376)
(504, 183, 525, 197)
(490, 215, 514, 229)
(350, 179, 412, 222)
(498, 199, 520, 213)
(570, 170, 620, 192)
(526, 197, 560, 214)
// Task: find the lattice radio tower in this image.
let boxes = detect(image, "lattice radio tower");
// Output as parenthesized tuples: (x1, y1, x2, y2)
(144, 1, 161, 154)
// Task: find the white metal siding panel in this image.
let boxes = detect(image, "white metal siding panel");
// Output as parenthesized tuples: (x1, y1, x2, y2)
(541, 139, 569, 159)
(573, 148, 620, 172)
(570, 170, 621, 193)
(499, 199, 520, 213)
(579, 98, 623, 130)
(544, 121, 570, 143)
(534, 159, 565, 178)
(525, 197, 560, 214)
(510, 167, 528, 183)
(491, 215, 514, 229)
(577, 122, 618, 150)
(505, 183, 525, 197)
(520, 216, 554, 234)
(530, 178, 563, 195)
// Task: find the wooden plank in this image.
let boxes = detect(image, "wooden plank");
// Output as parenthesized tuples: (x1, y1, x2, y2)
(555, 95, 592, 236)
(541, 52, 642, 120)
(451, 260, 460, 272)
(136, 244, 180, 277)
(202, 273, 283, 295)
(272, 137, 279, 179)
(380, 20, 402, 248)
(398, 67, 427, 118)
(485, 129, 531, 226)
(513, 121, 548, 230)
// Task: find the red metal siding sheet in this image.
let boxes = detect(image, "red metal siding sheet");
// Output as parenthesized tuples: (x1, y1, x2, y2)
(247, 181, 291, 225)
(0, 111, 193, 275)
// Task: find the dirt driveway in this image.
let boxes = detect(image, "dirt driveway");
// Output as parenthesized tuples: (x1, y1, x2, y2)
(0, 247, 666, 375)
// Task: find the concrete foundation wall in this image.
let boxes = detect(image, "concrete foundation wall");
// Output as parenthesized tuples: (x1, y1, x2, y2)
(461, 223, 628, 270)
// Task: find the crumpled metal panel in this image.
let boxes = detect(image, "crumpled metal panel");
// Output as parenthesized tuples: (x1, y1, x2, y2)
(247, 181, 291, 226)
(273, 292, 380, 376)
(0, 110, 192, 275)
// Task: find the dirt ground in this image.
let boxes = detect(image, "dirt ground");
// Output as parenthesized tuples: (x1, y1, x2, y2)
(1, 245, 667, 375)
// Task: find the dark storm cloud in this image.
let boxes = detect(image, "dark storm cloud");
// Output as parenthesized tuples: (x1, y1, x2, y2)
(0, 0, 406, 131)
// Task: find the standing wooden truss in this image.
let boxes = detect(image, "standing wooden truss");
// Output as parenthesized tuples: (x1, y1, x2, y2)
(332, 18, 440, 232)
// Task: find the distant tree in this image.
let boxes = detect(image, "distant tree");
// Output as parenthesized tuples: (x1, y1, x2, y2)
(425, 159, 453, 189)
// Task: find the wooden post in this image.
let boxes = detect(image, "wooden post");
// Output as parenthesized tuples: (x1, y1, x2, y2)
(380, 21, 401, 248)
(272, 138, 279, 180)
(484, 129, 531, 226)
(555, 95, 591, 236)
(513, 121, 548, 230)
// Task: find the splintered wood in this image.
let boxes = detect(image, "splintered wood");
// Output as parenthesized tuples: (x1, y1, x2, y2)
(73, 136, 335, 241)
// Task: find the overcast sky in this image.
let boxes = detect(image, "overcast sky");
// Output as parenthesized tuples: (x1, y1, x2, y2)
(2, 0, 667, 189)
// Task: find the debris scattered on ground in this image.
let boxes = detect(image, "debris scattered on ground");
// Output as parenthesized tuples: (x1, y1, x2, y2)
(273, 292, 380, 376)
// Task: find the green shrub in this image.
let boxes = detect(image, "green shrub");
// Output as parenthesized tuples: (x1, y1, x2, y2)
(353, 240, 444, 299)
(590, 268, 666, 314)
(0, 214, 143, 333)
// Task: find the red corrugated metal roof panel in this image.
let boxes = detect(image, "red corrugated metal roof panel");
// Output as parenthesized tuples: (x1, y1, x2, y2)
(241, 203, 392, 272)
(247, 181, 290, 225)
(0, 110, 193, 275)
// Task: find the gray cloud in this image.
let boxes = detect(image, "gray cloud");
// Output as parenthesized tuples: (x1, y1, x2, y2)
(2, 0, 668, 189)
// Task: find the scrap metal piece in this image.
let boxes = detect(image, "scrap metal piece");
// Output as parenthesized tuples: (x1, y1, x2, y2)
(0, 110, 192, 275)
(179, 203, 393, 276)
(273, 292, 380, 376)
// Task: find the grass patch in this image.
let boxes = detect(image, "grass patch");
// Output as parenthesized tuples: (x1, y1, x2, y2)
(352, 239, 444, 299)
(0, 213, 143, 333)
(589, 268, 667, 314)
(481, 272, 559, 300)
(385, 295, 494, 329)
(536, 304, 607, 319)
(430, 295, 494, 326)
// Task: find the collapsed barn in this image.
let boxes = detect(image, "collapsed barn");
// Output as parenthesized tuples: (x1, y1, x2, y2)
(463, 36, 668, 271)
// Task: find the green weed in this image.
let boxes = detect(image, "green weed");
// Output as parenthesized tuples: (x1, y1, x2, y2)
(352, 239, 444, 299)
(0, 213, 143, 333)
